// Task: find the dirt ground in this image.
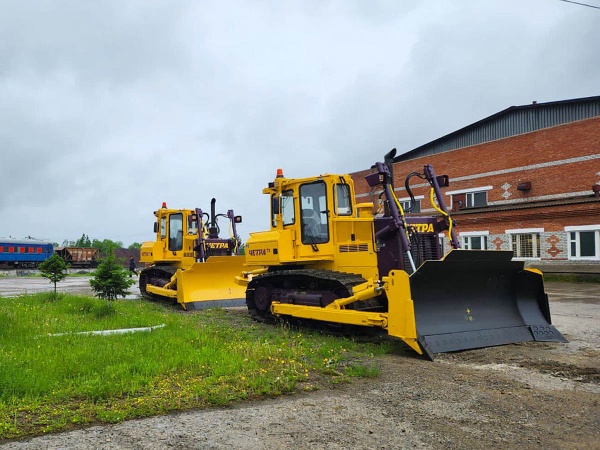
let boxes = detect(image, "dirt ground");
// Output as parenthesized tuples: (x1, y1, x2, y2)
(0, 280, 598, 449)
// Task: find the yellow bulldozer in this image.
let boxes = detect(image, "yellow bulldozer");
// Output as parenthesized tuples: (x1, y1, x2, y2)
(139, 199, 247, 310)
(237, 150, 567, 359)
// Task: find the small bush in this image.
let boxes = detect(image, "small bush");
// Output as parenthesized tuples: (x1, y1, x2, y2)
(38, 254, 70, 300)
(90, 253, 135, 303)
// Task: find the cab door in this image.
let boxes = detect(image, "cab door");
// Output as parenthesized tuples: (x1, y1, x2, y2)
(296, 180, 333, 260)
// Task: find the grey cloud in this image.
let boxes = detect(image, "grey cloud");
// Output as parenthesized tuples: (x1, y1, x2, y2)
(0, 1, 188, 84)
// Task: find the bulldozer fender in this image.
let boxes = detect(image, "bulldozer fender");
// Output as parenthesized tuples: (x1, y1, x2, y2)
(234, 267, 269, 288)
(176, 256, 248, 310)
(406, 250, 567, 358)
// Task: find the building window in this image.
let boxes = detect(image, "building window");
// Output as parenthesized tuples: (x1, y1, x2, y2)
(510, 233, 541, 258)
(400, 199, 421, 213)
(447, 186, 492, 210)
(566, 226, 600, 260)
(465, 191, 487, 208)
(462, 235, 488, 250)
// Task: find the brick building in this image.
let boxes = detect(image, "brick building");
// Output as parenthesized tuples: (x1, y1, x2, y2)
(351, 96, 600, 273)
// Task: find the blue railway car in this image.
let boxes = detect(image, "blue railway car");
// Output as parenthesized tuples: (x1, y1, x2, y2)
(0, 238, 54, 267)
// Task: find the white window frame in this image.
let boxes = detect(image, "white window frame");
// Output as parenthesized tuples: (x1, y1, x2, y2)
(565, 225, 600, 260)
(506, 228, 543, 260)
(446, 186, 492, 209)
(466, 191, 487, 208)
(460, 231, 489, 250)
(398, 195, 423, 214)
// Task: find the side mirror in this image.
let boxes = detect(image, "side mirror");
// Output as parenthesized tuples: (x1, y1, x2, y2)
(234, 215, 242, 224)
(153, 222, 158, 233)
(272, 196, 280, 215)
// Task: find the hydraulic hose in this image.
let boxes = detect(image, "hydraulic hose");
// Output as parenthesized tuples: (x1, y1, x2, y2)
(429, 187, 453, 242)
(389, 184, 417, 273)
(228, 220, 238, 254)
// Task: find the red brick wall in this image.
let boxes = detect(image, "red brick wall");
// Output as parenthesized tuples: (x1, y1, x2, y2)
(352, 116, 600, 233)
(351, 116, 600, 266)
(455, 202, 599, 233)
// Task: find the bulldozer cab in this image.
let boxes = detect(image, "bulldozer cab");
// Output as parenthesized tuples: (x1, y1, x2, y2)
(297, 182, 353, 245)
(140, 204, 200, 270)
(139, 200, 246, 310)
(245, 171, 379, 280)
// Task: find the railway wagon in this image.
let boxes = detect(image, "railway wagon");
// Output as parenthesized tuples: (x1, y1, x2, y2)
(0, 238, 54, 267)
(55, 247, 99, 267)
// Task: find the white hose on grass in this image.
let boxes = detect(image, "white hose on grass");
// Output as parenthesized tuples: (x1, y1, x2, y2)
(47, 324, 166, 337)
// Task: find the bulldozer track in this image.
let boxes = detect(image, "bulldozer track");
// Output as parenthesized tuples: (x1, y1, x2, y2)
(246, 269, 385, 323)
(139, 265, 177, 298)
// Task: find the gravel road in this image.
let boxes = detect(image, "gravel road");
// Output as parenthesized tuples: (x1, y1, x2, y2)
(0, 274, 140, 299)
(1, 280, 598, 449)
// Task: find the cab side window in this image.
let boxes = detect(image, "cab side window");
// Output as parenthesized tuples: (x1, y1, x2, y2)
(282, 190, 295, 226)
(160, 217, 167, 239)
(271, 190, 295, 227)
(335, 183, 352, 216)
(188, 214, 198, 235)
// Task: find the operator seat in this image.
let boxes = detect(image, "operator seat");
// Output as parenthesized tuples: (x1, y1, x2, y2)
(302, 209, 321, 239)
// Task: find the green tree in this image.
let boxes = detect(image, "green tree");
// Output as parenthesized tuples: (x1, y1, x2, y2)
(91, 239, 124, 257)
(38, 254, 70, 300)
(75, 233, 92, 248)
(128, 242, 142, 250)
(90, 253, 135, 303)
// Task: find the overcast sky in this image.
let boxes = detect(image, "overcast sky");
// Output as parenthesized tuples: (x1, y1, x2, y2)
(1, 0, 599, 246)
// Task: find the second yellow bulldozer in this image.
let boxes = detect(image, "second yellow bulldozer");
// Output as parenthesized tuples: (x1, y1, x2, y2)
(139, 199, 247, 310)
(237, 150, 567, 359)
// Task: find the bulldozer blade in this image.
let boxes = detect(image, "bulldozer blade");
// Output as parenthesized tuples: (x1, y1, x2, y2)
(176, 256, 248, 310)
(408, 250, 567, 358)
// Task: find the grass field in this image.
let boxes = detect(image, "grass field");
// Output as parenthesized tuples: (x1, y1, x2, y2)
(0, 293, 393, 440)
